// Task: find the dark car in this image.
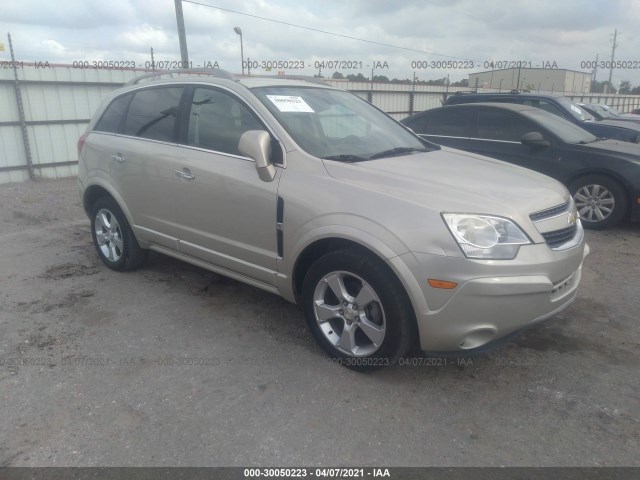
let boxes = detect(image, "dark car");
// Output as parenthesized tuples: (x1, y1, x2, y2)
(401, 103, 640, 229)
(578, 103, 640, 124)
(444, 92, 640, 143)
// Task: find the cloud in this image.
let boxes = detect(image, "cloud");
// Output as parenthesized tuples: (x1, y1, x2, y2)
(1, 0, 639, 85)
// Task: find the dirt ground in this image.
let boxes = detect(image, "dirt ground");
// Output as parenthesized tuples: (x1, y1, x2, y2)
(0, 177, 638, 467)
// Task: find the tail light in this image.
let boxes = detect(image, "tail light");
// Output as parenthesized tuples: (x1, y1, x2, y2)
(77, 132, 89, 157)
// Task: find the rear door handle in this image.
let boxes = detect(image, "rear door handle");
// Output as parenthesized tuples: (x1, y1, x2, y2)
(111, 154, 125, 163)
(176, 168, 195, 180)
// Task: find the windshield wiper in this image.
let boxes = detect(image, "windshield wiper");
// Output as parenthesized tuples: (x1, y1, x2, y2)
(576, 138, 601, 144)
(368, 147, 427, 160)
(322, 154, 369, 163)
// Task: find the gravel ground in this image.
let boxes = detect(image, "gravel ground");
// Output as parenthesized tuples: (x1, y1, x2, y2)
(0, 177, 638, 467)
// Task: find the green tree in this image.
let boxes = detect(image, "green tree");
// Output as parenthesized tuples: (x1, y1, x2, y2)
(346, 73, 369, 82)
(591, 80, 617, 94)
(372, 75, 390, 82)
(619, 80, 631, 94)
(332, 72, 344, 79)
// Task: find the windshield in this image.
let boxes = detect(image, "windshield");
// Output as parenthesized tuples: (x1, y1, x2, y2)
(522, 108, 598, 144)
(251, 86, 431, 160)
(557, 97, 595, 122)
(602, 105, 622, 117)
(587, 104, 615, 118)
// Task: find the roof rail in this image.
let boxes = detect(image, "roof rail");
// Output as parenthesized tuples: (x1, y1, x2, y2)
(509, 89, 531, 94)
(269, 75, 330, 85)
(125, 68, 236, 85)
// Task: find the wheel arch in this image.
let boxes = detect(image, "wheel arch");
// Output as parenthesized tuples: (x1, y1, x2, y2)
(289, 232, 426, 325)
(564, 168, 631, 196)
(566, 169, 631, 205)
(291, 235, 423, 354)
(82, 182, 136, 228)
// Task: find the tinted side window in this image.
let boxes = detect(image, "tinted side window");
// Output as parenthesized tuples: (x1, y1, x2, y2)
(421, 109, 468, 137)
(187, 88, 264, 156)
(124, 87, 183, 141)
(94, 94, 132, 133)
(476, 110, 535, 142)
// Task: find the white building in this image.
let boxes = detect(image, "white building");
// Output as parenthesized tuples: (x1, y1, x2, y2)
(469, 68, 592, 93)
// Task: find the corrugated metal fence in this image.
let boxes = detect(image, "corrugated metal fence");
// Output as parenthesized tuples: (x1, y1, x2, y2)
(2, 64, 640, 184)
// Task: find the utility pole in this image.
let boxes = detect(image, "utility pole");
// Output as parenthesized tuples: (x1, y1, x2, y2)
(150, 47, 156, 71)
(591, 53, 598, 81)
(607, 29, 619, 93)
(174, 0, 189, 67)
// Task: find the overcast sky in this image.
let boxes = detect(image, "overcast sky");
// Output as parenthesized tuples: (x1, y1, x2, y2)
(2, 0, 640, 86)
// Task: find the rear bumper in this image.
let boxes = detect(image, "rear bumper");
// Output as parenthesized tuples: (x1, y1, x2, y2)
(396, 240, 589, 352)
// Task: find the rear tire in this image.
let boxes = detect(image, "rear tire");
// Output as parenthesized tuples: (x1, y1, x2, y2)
(301, 248, 417, 370)
(90, 197, 147, 271)
(569, 174, 627, 230)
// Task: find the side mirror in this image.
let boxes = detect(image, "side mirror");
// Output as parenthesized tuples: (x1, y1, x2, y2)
(521, 131, 550, 147)
(238, 130, 276, 182)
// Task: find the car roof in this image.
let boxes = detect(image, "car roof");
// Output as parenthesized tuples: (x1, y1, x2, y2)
(237, 76, 334, 89)
(438, 102, 543, 112)
(448, 91, 563, 99)
(123, 69, 333, 90)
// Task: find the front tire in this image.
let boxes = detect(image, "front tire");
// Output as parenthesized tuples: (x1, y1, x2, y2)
(570, 174, 627, 230)
(90, 197, 147, 271)
(301, 249, 416, 370)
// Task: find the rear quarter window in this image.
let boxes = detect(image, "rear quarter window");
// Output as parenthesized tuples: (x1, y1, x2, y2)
(94, 93, 132, 133)
(124, 87, 183, 142)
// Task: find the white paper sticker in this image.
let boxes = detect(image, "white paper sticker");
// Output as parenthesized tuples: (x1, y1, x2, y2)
(266, 95, 315, 113)
(570, 104, 582, 114)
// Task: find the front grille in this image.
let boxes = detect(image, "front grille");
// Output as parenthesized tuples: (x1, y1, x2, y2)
(541, 224, 578, 248)
(529, 202, 569, 222)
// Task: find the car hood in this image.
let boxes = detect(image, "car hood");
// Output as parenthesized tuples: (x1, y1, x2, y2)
(599, 115, 640, 123)
(572, 139, 640, 160)
(596, 119, 640, 132)
(322, 147, 569, 221)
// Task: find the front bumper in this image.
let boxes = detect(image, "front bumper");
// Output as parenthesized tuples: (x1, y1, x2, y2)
(631, 190, 640, 222)
(395, 240, 589, 352)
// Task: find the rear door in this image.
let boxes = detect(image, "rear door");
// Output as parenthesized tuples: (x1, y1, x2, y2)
(466, 107, 557, 177)
(90, 86, 185, 248)
(171, 86, 282, 286)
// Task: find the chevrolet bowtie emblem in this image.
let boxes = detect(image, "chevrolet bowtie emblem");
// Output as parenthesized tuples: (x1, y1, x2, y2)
(568, 212, 577, 224)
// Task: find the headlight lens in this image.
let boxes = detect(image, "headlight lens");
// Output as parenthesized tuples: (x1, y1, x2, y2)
(442, 213, 531, 259)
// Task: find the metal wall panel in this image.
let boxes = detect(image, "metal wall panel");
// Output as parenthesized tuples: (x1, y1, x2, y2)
(1, 66, 640, 184)
(0, 65, 141, 183)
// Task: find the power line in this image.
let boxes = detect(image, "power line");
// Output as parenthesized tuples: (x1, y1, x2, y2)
(181, 0, 475, 61)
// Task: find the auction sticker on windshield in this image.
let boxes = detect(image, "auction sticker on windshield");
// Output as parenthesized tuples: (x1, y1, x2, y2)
(266, 95, 315, 112)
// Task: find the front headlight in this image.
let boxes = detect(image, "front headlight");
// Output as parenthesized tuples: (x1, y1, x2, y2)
(442, 213, 531, 260)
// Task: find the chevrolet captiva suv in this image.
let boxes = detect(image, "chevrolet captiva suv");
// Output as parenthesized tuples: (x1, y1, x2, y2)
(77, 70, 589, 369)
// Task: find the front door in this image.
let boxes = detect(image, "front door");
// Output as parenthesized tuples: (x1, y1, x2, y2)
(172, 86, 282, 287)
(467, 107, 557, 178)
